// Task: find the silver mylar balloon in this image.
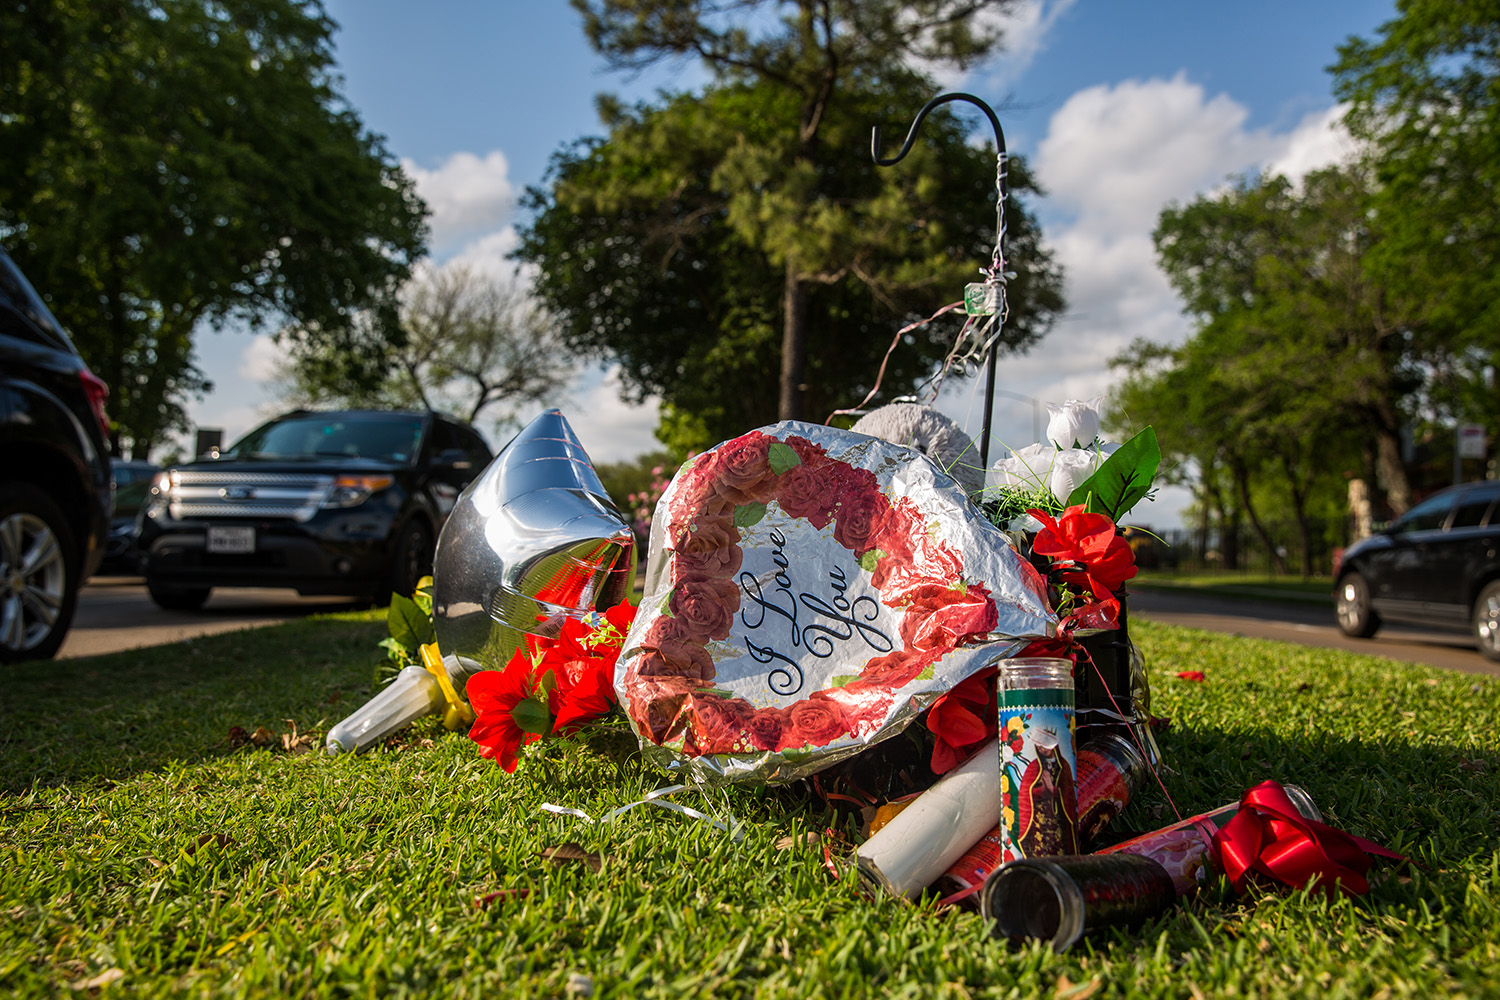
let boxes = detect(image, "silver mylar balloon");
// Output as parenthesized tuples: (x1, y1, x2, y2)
(432, 408, 639, 683)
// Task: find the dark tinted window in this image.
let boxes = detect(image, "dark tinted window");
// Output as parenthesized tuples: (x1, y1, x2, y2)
(0, 252, 70, 351)
(1395, 492, 1455, 533)
(226, 414, 425, 463)
(1453, 486, 1500, 529)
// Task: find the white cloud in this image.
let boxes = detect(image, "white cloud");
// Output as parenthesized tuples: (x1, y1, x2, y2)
(238, 333, 283, 382)
(926, 75, 1357, 529)
(921, 0, 1077, 90)
(557, 365, 663, 464)
(403, 150, 515, 255)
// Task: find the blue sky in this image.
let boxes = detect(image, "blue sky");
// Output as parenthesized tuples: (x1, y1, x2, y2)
(189, 0, 1398, 528)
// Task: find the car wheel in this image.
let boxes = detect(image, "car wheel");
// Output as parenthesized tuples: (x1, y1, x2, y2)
(0, 484, 81, 663)
(1335, 572, 1380, 638)
(1474, 582, 1500, 663)
(384, 519, 432, 604)
(146, 579, 211, 611)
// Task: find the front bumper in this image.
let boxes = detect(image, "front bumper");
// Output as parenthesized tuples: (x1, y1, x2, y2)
(140, 510, 398, 596)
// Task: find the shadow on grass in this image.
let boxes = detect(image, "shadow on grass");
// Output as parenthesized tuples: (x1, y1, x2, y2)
(0, 611, 387, 794)
(5, 613, 1500, 878)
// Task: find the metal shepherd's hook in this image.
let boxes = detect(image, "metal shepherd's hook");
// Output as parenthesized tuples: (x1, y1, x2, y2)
(872, 92, 1009, 471)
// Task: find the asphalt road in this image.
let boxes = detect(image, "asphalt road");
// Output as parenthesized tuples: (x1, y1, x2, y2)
(59, 576, 1498, 679)
(58, 575, 361, 660)
(1128, 585, 1498, 678)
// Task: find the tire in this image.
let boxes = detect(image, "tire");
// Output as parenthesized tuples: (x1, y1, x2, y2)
(146, 579, 211, 611)
(0, 483, 82, 663)
(382, 518, 432, 605)
(1335, 572, 1380, 638)
(1474, 581, 1500, 663)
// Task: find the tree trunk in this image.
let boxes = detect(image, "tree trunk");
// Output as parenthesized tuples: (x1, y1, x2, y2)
(779, 263, 808, 421)
(1374, 418, 1412, 514)
(1279, 453, 1315, 578)
(1231, 458, 1289, 575)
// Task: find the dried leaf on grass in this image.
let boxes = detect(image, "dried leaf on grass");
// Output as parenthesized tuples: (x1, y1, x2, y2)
(185, 833, 236, 855)
(473, 887, 532, 909)
(279, 719, 318, 755)
(539, 843, 603, 872)
(68, 968, 124, 990)
(1054, 975, 1102, 999)
(775, 832, 821, 851)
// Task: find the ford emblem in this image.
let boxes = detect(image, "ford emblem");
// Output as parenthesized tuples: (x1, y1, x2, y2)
(221, 486, 255, 500)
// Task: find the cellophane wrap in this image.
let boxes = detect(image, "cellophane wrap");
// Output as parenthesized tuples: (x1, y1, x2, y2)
(616, 421, 1058, 785)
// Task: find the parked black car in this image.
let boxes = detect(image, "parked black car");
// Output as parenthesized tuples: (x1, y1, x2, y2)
(0, 248, 114, 662)
(137, 409, 492, 609)
(99, 458, 160, 575)
(1335, 480, 1500, 661)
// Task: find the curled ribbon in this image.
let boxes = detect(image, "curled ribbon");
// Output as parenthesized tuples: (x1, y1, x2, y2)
(1212, 780, 1405, 897)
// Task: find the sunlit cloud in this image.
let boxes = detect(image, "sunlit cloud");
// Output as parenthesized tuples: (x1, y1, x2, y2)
(402, 150, 516, 255)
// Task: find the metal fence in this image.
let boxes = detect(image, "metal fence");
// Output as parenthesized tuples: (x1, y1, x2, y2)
(1123, 516, 1349, 578)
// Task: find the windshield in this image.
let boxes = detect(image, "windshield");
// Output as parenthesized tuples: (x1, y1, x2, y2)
(224, 414, 424, 464)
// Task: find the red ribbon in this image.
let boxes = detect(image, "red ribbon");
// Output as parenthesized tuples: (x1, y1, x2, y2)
(1213, 780, 1405, 897)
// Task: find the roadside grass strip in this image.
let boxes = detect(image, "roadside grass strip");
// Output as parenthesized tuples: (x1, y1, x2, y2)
(2, 613, 1499, 997)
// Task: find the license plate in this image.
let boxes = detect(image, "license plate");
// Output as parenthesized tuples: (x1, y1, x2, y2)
(206, 526, 255, 554)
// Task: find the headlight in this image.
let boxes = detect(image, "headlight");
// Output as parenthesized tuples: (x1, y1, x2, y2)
(322, 475, 394, 508)
(145, 471, 172, 515)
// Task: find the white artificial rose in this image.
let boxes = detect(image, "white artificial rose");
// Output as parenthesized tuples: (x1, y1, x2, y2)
(1048, 447, 1097, 504)
(986, 442, 1055, 490)
(1045, 396, 1105, 449)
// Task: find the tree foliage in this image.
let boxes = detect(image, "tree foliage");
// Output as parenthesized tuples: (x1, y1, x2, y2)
(277, 266, 571, 435)
(1332, 0, 1500, 448)
(0, 0, 427, 457)
(525, 0, 1062, 446)
(519, 76, 1062, 450)
(1114, 167, 1419, 574)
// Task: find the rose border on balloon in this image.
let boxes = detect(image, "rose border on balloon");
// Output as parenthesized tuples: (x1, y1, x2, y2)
(621, 428, 998, 758)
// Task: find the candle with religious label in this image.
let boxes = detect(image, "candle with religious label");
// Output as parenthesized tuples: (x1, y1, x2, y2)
(1097, 784, 1322, 896)
(937, 732, 1147, 901)
(998, 657, 1079, 864)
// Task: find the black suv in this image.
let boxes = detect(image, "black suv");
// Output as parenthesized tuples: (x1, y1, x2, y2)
(1335, 480, 1500, 661)
(0, 248, 114, 662)
(138, 409, 492, 609)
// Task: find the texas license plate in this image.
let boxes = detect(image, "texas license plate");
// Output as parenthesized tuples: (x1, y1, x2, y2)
(206, 526, 255, 554)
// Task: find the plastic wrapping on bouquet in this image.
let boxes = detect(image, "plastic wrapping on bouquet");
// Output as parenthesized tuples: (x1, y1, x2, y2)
(980, 853, 1177, 952)
(936, 733, 1148, 902)
(1097, 784, 1322, 896)
(1075, 600, 1162, 770)
(431, 408, 638, 680)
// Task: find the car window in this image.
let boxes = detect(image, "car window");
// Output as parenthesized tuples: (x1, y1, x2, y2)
(1452, 487, 1499, 529)
(1394, 492, 1454, 533)
(226, 414, 425, 463)
(0, 253, 71, 351)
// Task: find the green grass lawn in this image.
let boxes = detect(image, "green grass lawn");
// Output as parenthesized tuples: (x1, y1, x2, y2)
(1132, 572, 1335, 604)
(3, 612, 1500, 997)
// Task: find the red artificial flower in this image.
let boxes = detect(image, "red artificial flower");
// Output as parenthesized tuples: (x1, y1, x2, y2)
(925, 668, 998, 773)
(1029, 505, 1137, 600)
(552, 661, 617, 733)
(467, 651, 555, 773)
(1176, 670, 1206, 682)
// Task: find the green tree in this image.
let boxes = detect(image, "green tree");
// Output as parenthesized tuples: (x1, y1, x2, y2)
(520, 78, 1061, 450)
(1152, 168, 1419, 518)
(278, 265, 571, 434)
(1333, 0, 1500, 454)
(0, 0, 427, 458)
(524, 0, 1061, 447)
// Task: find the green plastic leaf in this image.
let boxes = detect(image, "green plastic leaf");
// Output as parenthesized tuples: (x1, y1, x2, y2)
(413, 575, 435, 617)
(377, 636, 409, 663)
(1066, 427, 1160, 521)
(830, 674, 859, 688)
(857, 549, 884, 573)
(734, 502, 767, 528)
(387, 592, 434, 652)
(768, 441, 801, 475)
(511, 695, 552, 736)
